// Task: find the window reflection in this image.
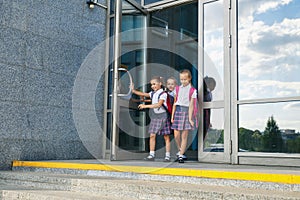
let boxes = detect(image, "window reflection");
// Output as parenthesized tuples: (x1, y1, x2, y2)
(238, 0, 300, 100)
(106, 113, 112, 149)
(203, 1, 224, 153)
(122, 15, 144, 41)
(144, 0, 164, 5)
(239, 102, 300, 153)
(204, 108, 224, 152)
(203, 0, 224, 101)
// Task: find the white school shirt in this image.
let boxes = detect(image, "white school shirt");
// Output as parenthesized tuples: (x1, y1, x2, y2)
(174, 84, 197, 107)
(149, 89, 168, 114)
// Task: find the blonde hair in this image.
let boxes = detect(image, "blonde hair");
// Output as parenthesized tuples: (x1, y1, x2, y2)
(167, 76, 177, 85)
(180, 69, 192, 79)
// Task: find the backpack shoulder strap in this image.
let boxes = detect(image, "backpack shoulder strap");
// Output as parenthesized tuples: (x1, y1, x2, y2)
(175, 86, 180, 102)
(175, 86, 179, 95)
(152, 90, 166, 101)
(158, 91, 165, 99)
(150, 91, 154, 99)
(157, 91, 168, 112)
(189, 87, 196, 100)
(189, 87, 198, 122)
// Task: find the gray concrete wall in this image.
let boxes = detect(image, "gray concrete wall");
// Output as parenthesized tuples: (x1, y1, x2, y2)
(0, 0, 107, 169)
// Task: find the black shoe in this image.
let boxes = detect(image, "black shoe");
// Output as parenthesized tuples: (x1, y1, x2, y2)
(144, 155, 155, 161)
(176, 152, 187, 160)
(178, 157, 184, 163)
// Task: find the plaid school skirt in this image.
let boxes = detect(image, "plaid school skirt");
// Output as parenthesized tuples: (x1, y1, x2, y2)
(171, 106, 194, 131)
(148, 111, 171, 135)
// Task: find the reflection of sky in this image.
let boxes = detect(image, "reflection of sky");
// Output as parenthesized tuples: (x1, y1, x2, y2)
(204, 0, 224, 101)
(239, 101, 300, 132)
(238, 0, 300, 96)
(237, 0, 300, 132)
(204, 0, 300, 132)
(255, 0, 300, 25)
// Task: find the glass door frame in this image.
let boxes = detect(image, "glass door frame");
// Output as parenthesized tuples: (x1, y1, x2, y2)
(231, 0, 300, 167)
(198, 0, 232, 163)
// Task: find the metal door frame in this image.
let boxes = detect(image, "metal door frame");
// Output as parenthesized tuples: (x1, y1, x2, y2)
(198, 0, 232, 163)
(110, 0, 149, 160)
(106, 0, 233, 163)
(231, 0, 300, 167)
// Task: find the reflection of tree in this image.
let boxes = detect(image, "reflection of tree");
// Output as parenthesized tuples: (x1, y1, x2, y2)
(239, 128, 253, 150)
(238, 115, 300, 153)
(238, 128, 262, 151)
(286, 137, 300, 153)
(204, 129, 223, 148)
(262, 116, 283, 152)
(218, 130, 224, 143)
(252, 130, 263, 151)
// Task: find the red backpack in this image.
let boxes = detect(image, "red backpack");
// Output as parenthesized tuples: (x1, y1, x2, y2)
(151, 91, 174, 116)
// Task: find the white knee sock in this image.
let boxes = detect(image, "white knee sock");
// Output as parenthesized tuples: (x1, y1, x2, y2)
(150, 151, 155, 157)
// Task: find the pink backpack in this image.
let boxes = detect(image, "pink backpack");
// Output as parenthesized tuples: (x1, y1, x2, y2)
(175, 86, 198, 126)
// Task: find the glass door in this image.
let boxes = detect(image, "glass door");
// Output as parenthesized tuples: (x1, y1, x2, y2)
(198, 0, 231, 163)
(109, 0, 232, 163)
(109, 0, 148, 160)
(110, 0, 201, 161)
(149, 2, 199, 160)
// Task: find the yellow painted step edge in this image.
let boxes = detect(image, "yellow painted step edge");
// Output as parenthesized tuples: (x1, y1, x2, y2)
(12, 160, 300, 185)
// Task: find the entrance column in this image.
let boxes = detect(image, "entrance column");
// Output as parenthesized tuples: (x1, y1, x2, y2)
(111, 0, 122, 160)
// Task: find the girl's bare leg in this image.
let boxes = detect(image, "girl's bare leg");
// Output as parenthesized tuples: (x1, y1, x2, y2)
(173, 130, 181, 151)
(164, 135, 171, 153)
(180, 130, 189, 155)
(149, 133, 156, 152)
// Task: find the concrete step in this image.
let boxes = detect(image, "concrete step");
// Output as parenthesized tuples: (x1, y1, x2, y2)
(0, 187, 130, 200)
(0, 171, 300, 200)
(0, 183, 135, 200)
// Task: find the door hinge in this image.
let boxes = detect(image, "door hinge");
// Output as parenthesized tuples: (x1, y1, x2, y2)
(228, 34, 232, 48)
(228, 0, 231, 9)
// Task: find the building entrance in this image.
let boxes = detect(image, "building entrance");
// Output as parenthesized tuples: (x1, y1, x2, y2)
(103, 0, 300, 167)
(106, 0, 231, 163)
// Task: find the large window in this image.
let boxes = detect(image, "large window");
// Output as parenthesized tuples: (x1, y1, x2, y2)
(238, 0, 300, 100)
(238, 0, 300, 153)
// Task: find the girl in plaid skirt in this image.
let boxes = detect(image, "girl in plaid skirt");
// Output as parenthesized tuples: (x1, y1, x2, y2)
(131, 76, 171, 162)
(171, 69, 198, 163)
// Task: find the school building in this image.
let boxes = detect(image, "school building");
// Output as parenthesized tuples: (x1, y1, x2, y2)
(1, 0, 300, 170)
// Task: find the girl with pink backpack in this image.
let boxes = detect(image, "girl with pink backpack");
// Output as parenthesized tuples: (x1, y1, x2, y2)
(171, 69, 198, 163)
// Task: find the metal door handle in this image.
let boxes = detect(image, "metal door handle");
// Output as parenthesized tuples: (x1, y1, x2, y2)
(110, 67, 133, 97)
(117, 67, 133, 97)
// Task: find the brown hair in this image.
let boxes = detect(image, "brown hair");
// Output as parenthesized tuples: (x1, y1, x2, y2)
(151, 76, 164, 84)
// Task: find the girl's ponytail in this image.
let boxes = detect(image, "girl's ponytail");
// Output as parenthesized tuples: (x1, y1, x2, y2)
(159, 76, 166, 91)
